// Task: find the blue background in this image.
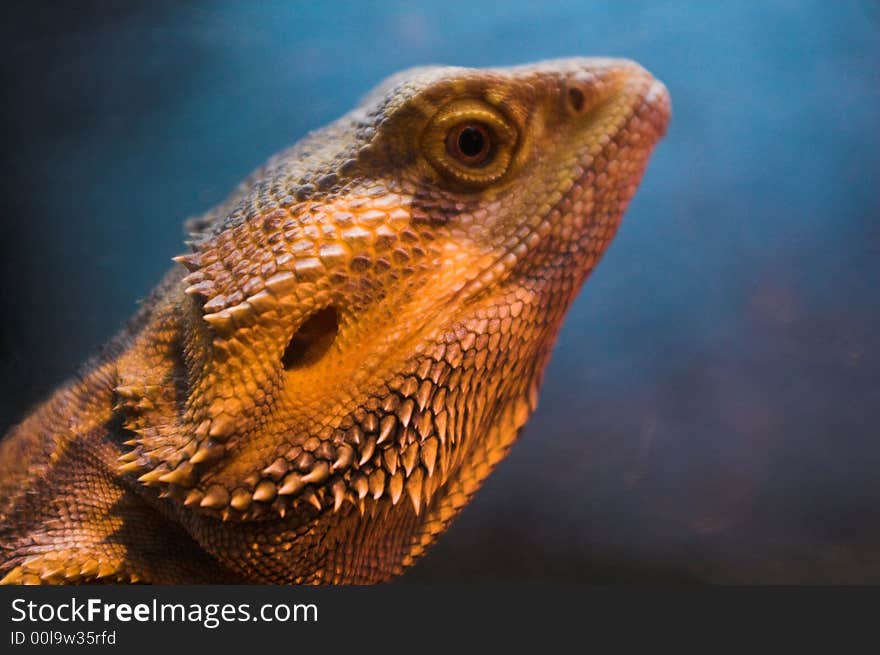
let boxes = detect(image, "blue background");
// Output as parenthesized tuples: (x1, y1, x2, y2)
(1, 1, 878, 581)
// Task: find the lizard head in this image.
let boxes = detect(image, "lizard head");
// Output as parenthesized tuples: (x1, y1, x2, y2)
(117, 59, 670, 525)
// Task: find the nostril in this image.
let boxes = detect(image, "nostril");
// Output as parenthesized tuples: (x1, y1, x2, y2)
(282, 306, 340, 370)
(567, 86, 586, 114)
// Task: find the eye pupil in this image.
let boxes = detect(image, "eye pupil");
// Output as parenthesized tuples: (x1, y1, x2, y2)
(446, 122, 492, 166)
(457, 126, 485, 157)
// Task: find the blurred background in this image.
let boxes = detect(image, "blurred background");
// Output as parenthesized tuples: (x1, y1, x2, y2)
(1, 1, 878, 582)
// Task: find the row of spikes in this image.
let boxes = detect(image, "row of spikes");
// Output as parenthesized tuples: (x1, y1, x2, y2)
(117, 372, 459, 519)
(134, 403, 458, 522)
(0, 554, 134, 585)
(174, 243, 332, 338)
(113, 379, 216, 487)
(161, 460, 444, 522)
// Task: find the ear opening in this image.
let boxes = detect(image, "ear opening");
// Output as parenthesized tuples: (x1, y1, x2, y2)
(282, 306, 340, 370)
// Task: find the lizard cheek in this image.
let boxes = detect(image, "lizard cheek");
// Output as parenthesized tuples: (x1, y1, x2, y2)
(281, 306, 340, 371)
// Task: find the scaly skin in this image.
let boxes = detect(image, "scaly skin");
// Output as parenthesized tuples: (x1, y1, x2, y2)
(0, 59, 669, 584)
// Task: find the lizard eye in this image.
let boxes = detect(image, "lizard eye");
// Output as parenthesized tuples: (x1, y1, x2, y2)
(421, 99, 518, 189)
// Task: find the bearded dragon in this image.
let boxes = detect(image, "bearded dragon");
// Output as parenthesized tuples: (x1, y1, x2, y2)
(0, 58, 670, 584)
